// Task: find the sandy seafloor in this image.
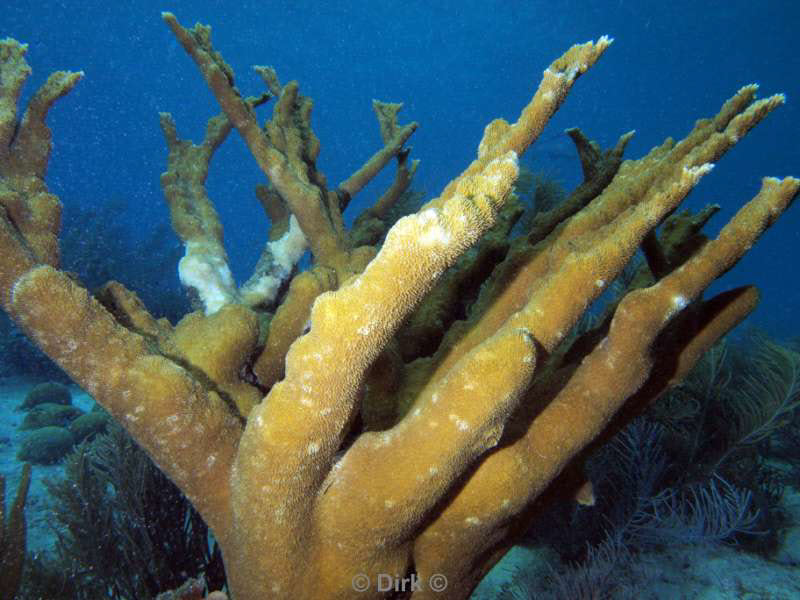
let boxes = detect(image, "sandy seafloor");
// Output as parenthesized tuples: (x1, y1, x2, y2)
(1, 375, 799, 599)
(0, 376, 97, 557)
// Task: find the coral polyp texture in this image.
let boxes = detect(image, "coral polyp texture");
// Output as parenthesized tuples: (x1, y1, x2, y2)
(1, 13, 798, 600)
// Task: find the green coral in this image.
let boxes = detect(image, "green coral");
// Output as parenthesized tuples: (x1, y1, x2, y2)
(17, 382, 72, 411)
(17, 427, 74, 464)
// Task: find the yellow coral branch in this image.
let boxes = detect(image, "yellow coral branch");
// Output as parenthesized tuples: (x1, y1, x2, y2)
(1, 23, 797, 600)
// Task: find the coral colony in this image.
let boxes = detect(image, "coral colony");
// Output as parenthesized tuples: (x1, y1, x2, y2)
(1, 12, 797, 600)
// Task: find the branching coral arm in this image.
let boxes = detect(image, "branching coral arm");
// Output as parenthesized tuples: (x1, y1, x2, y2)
(162, 12, 346, 264)
(228, 152, 520, 596)
(410, 176, 798, 597)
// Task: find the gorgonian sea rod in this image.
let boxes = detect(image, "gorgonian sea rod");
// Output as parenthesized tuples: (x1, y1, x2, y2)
(1, 13, 797, 600)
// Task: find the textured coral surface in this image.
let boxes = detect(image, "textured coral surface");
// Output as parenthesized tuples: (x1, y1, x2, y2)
(1, 15, 798, 600)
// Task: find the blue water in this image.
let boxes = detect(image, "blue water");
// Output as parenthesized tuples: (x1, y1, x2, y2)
(4, 3, 800, 598)
(6, 1, 799, 336)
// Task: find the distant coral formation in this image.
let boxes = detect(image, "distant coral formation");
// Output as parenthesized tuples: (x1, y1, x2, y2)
(14, 382, 103, 464)
(0, 12, 797, 599)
